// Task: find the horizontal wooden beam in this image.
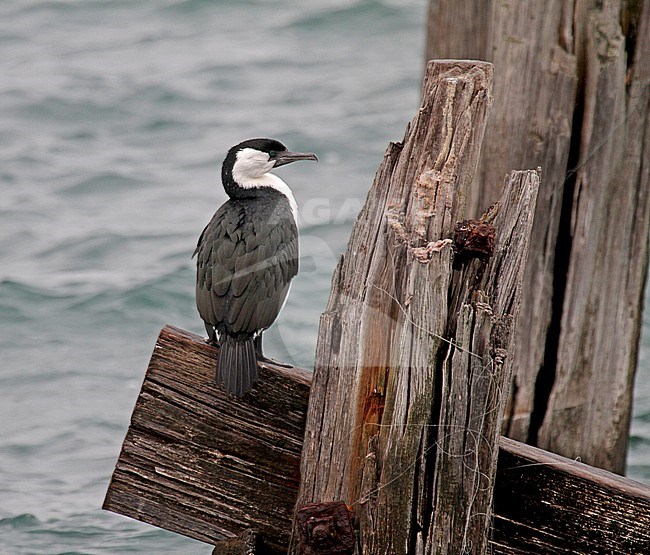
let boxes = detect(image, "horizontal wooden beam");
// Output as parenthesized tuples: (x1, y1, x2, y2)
(104, 325, 650, 553)
(103, 325, 310, 554)
(493, 437, 650, 554)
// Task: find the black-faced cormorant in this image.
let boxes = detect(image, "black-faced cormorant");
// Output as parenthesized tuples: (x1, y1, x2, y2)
(193, 138, 317, 396)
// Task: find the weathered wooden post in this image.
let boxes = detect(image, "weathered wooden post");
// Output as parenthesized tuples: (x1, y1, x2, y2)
(290, 60, 538, 554)
(426, 0, 650, 474)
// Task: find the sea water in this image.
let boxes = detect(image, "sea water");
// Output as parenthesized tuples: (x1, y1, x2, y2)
(0, 1, 647, 553)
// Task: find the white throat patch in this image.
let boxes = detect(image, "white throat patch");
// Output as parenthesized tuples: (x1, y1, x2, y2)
(232, 148, 298, 222)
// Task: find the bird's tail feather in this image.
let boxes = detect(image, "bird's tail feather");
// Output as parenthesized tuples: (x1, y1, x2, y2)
(217, 337, 258, 396)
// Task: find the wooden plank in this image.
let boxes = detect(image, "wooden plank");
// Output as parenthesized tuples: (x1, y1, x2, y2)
(103, 325, 310, 554)
(104, 325, 650, 553)
(493, 437, 650, 554)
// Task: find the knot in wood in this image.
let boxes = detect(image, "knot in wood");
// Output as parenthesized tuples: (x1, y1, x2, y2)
(453, 219, 496, 260)
(296, 501, 355, 555)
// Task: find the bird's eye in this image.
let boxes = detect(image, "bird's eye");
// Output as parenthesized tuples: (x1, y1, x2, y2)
(268, 150, 277, 158)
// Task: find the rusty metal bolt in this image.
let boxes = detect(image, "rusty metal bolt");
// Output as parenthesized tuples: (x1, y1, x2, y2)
(453, 219, 496, 260)
(296, 501, 355, 555)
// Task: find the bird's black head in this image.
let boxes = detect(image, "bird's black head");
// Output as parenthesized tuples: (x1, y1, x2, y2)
(221, 138, 317, 198)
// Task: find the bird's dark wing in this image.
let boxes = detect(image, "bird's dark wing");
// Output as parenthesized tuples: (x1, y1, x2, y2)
(194, 199, 298, 338)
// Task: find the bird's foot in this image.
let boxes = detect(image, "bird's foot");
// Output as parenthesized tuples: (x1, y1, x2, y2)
(254, 334, 292, 368)
(257, 354, 293, 369)
(203, 323, 218, 346)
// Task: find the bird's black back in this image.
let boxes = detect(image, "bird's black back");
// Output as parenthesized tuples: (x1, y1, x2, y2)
(194, 189, 298, 340)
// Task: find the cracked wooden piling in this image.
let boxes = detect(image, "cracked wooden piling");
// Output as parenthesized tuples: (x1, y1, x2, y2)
(290, 60, 539, 554)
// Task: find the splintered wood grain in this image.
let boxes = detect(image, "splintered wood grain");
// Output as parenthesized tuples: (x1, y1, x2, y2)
(427, 0, 578, 448)
(538, 4, 650, 471)
(291, 60, 538, 554)
(103, 325, 310, 554)
(291, 61, 495, 555)
(425, 170, 539, 553)
(426, 0, 650, 474)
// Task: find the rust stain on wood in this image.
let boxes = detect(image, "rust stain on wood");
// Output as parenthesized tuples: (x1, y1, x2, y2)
(349, 364, 388, 504)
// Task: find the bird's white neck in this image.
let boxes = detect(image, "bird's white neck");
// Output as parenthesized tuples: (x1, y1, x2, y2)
(230, 147, 299, 222)
(232, 170, 298, 224)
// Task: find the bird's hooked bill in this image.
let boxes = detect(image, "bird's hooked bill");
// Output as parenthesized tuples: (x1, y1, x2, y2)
(273, 151, 319, 167)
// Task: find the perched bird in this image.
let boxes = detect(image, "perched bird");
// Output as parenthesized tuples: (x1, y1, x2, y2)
(194, 138, 317, 396)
